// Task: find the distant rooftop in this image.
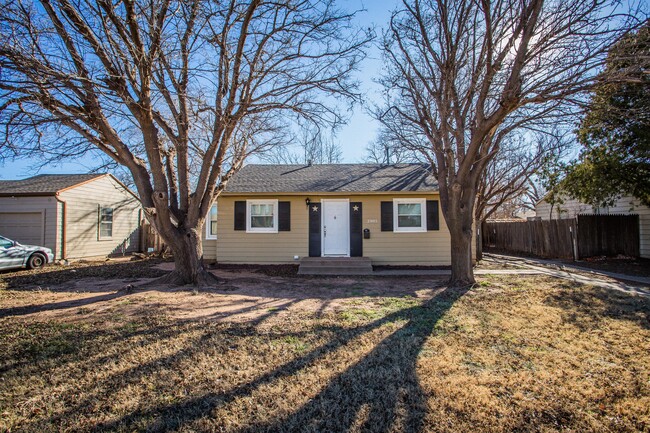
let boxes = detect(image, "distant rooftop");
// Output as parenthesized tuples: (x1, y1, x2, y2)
(225, 164, 438, 193)
(0, 174, 105, 196)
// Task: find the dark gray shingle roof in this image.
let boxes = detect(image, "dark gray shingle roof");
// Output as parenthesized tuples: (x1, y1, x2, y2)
(0, 174, 105, 196)
(225, 164, 438, 193)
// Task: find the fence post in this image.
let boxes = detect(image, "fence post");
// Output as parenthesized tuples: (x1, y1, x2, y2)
(569, 221, 578, 261)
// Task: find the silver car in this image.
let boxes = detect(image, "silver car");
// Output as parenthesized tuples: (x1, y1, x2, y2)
(0, 235, 54, 271)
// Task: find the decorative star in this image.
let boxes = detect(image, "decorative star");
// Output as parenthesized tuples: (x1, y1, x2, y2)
(352, 205, 359, 212)
(312, 205, 319, 212)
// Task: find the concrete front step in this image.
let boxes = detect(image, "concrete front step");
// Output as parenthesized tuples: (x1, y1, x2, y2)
(298, 257, 373, 275)
(298, 268, 373, 275)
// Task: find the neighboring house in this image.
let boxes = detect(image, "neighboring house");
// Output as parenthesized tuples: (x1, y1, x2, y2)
(0, 174, 142, 260)
(535, 195, 649, 259)
(203, 164, 454, 266)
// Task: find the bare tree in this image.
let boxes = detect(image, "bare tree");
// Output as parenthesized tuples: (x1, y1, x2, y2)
(0, 0, 370, 285)
(260, 125, 343, 165)
(364, 128, 421, 164)
(521, 177, 546, 212)
(378, 0, 637, 285)
(475, 130, 571, 258)
(476, 130, 571, 221)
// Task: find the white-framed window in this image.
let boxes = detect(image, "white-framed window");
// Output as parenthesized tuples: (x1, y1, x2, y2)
(393, 198, 426, 232)
(206, 204, 218, 240)
(247, 199, 278, 233)
(99, 206, 114, 239)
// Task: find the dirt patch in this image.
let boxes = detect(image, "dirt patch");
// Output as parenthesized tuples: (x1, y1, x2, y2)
(0, 258, 169, 290)
(1, 261, 446, 324)
(208, 262, 299, 277)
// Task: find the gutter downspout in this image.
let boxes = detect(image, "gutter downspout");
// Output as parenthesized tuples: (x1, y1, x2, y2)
(55, 194, 67, 261)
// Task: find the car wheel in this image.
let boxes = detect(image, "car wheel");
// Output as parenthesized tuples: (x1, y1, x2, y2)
(27, 253, 46, 270)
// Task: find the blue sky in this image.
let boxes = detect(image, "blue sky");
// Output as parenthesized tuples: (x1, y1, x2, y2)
(334, 0, 396, 162)
(0, 0, 399, 179)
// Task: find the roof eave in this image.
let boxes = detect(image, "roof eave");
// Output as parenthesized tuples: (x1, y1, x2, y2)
(0, 192, 58, 197)
(221, 190, 439, 196)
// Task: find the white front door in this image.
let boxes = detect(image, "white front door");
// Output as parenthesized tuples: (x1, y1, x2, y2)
(322, 200, 349, 256)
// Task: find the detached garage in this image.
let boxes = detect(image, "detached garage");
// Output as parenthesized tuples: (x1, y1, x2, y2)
(0, 174, 142, 260)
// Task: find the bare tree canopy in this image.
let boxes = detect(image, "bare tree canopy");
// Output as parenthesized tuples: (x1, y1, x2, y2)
(378, 0, 641, 285)
(476, 130, 571, 223)
(0, 0, 371, 284)
(365, 128, 423, 164)
(260, 125, 344, 164)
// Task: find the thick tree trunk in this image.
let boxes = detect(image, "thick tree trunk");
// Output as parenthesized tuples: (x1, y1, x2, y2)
(447, 217, 476, 286)
(444, 187, 477, 287)
(160, 226, 219, 287)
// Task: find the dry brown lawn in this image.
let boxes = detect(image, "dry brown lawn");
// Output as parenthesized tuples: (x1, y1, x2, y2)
(0, 260, 649, 432)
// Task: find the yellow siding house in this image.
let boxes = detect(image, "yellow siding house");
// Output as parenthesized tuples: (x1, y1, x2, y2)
(203, 164, 452, 267)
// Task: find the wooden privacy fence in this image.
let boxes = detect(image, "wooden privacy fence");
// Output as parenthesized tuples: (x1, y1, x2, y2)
(483, 219, 577, 259)
(140, 220, 165, 253)
(482, 214, 640, 259)
(576, 214, 639, 258)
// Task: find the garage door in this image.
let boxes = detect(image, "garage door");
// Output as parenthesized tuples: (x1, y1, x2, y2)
(0, 212, 44, 245)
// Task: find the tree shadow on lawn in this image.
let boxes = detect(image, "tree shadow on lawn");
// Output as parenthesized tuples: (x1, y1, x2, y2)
(544, 282, 650, 330)
(88, 285, 468, 432)
(0, 317, 185, 376)
(0, 291, 136, 318)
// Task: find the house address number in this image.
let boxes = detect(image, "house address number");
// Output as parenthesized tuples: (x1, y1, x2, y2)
(366, 219, 378, 223)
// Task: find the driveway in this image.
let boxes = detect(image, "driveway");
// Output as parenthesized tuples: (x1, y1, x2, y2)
(485, 253, 650, 296)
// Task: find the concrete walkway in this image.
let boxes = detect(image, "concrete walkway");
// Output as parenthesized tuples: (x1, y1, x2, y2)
(374, 254, 649, 297)
(484, 253, 650, 296)
(486, 253, 650, 285)
(373, 269, 546, 276)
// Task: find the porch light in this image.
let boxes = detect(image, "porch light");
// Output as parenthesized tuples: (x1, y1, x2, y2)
(305, 198, 311, 207)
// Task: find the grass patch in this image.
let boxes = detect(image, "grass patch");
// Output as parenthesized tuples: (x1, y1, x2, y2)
(338, 296, 422, 323)
(0, 276, 648, 432)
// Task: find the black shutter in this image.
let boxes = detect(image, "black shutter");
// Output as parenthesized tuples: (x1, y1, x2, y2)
(381, 201, 393, 231)
(308, 203, 321, 257)
(350, 202, 363, 257)
(234, 201, 246, 231)
(278, 201, 291, 231)
(427, 200, 439, 231)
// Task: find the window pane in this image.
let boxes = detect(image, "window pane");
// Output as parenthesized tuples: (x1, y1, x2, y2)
(99, 207, 113, 237)
(100, 225, 112, 237)
(251, 216, 273, 228)
(397, 202, 423, 228)
(208, 205, 217, 236)
(100, 208, 113, 222)
(251, 204, 273, 216)
(397, 203, 421, 216)
(398, 215, 422, 228)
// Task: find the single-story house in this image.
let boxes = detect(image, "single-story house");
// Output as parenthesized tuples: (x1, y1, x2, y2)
(535, 195, 649, 259)
(0, 174, 142, 260)
(203, 164, 454, 266)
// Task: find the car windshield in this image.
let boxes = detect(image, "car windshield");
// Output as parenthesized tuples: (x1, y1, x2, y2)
(0, 236, 15, 248)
